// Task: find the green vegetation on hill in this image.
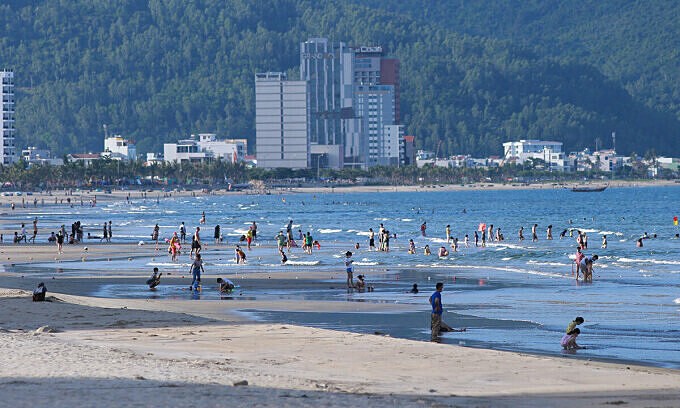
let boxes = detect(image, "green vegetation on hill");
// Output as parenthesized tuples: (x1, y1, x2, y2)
(0, 0, 678, 158)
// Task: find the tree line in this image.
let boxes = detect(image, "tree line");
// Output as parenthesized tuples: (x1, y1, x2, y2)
(1, 0, 679, 160)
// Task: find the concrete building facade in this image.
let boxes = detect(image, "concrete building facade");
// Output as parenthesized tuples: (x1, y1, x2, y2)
(21, 147, 63, 166)
(103, 136, 137, 161)
(301, 38, 345, 146)
(503, 139, 566, 171)
(1, 70, 16, 165)
(255, 72, 309, 169)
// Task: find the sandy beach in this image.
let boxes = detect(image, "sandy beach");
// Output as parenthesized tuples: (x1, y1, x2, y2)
(1, 182, 680, 407)
(2, 241, 680, 407)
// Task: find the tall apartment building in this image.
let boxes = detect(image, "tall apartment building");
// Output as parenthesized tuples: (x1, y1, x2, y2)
(1, 70, 16, 165)
(300, 38, 345, 146)
(341, 46, 401, 168)
(352, 85, 397, 166)
(255, 72, 309, 169)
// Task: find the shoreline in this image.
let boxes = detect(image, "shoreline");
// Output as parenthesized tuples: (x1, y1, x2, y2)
(1, 285, 680, 407)
(1, 187, 680, 405)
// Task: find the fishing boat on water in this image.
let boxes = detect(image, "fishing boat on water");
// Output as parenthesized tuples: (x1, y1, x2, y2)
(570, 184, 608, 192)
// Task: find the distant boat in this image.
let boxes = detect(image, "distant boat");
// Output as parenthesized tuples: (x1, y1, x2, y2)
(570, 184, 608, 192)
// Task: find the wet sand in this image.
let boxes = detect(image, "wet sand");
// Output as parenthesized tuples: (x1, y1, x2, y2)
(1, 244, 680, 407)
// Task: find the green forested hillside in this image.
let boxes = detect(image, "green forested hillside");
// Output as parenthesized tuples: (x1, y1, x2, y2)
(0, 0, 678, 158)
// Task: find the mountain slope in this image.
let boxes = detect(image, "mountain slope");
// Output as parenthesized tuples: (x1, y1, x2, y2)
(0, 0, 678, 158)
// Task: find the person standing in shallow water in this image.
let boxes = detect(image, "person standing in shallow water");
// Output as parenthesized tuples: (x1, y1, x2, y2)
(430, 282, 444, 341)
(344, 251, 354, 288)
(532, 224, 538, 242)
(214, 224, 220, 245)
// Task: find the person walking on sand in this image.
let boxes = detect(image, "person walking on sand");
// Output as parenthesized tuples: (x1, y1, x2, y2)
(345, 251, 354, 288)
(107, 221, 112, 242)
(191, 226, 202, 258)
(189, 253, 204, 291)
(29, 219, 38, 244)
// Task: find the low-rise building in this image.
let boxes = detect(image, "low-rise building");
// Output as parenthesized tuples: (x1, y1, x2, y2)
(103, 136, 136, 161)
(67, 153, 101, 167)
(163, 138, 213, 164)
(163, 134, 246, 164)
(502, 139, 566, 171)
(21, 147, 63, 166)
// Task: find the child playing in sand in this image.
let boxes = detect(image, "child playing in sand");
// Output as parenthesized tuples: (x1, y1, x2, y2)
(561, 328, 585, 350)
(147, 267, 162, 289)
(216, 277, 235, 293)
(32, 282, 47, 301)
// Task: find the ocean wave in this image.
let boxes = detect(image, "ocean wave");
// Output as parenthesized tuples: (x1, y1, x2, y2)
(618, 257, 680, 265)
(527, 260, 570, 267)
(147, 262, 188, 268)
(318, 229, 341, 234)
(354, 261, 379, 266)
(284, 260, 321, 266)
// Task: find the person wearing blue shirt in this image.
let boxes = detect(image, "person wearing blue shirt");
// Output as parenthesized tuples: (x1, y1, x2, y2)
(430, 282, 444, 341)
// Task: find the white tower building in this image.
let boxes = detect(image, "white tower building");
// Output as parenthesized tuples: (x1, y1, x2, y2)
(1, 70, 17, 165)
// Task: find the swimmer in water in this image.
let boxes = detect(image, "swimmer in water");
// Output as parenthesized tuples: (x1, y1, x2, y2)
(408, 239, 416, 254)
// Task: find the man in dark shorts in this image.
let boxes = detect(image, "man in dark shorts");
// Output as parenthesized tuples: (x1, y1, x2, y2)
(191, 226, 202, 258)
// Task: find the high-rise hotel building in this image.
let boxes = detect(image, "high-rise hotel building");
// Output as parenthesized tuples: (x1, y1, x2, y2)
(301, 40, 402, 168)
(254, 72, 309, 169)
(1, 70, 16, 165)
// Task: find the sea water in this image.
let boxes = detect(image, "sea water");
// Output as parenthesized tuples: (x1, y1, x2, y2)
(4, 186, 680, 368)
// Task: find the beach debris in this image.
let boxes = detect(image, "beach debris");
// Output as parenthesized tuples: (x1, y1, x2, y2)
(135, 375, 146, 380)
(33, 325, 59, 335)
(233, 380, 249, 386)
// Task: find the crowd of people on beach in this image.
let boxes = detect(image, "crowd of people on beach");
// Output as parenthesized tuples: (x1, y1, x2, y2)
(4, 196, 667, 352)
